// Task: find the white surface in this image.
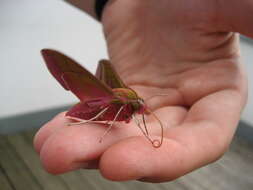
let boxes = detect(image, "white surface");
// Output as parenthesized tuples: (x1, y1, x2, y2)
(240, 41, 253, 125)
(0, 0, 107, 118)
(1, 0, 253, 126)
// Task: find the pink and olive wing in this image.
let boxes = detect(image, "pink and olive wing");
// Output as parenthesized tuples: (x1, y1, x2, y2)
(62, 72, 114, 101)
(95, 59, 127, 89)
(41, 49, 88, 90)
(41, 49, 114, 101)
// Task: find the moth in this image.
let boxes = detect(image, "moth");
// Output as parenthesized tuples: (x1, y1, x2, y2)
(41, 49, 163, 147)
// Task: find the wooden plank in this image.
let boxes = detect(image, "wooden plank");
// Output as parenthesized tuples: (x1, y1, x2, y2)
(6, 132, 70, 190)
(9, 130, 117, 190)
(0, 135, 42, 190)
(0, 165, 14, 190)
(59, 171, 96, 190)
(176, 137, 253, 190)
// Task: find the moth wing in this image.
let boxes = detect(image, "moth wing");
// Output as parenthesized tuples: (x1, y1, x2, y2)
(41, 49, 114, 101)
(62, 72, 114, 101)
(96, 59, 127, 89)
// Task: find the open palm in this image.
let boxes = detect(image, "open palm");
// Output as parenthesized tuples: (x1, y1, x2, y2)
(34, 0, 247, 182)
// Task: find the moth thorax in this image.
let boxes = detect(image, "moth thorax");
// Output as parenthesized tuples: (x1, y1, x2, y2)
(112, 88, 138, 100)
(112, 88, 143, 111)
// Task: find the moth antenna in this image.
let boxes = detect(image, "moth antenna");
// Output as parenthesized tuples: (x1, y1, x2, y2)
(144, 94, 169, 102)
(145, 107, 164, 148)
(99, 105, 125, 143)
(142, 113, 149, 136)
(132, 114, 154, 145)
(68, 107, 109, 126)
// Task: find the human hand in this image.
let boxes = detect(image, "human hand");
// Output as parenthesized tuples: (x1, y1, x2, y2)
(34, 0, 248, 182)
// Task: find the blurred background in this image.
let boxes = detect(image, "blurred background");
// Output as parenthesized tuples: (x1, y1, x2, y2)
(0, 0, 253, 189)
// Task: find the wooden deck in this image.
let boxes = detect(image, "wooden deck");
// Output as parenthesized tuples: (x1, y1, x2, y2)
(0, 130, 253, 190)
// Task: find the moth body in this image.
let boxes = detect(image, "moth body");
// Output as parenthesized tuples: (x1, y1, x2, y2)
(66, 88, 145, 123)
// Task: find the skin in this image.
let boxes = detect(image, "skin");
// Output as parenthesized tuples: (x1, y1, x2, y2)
(34, 0, 253, 182)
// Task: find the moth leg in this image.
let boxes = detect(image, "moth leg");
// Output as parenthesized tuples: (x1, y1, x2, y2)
(68, 107, 109, 126)
(99, 106, 125, 143)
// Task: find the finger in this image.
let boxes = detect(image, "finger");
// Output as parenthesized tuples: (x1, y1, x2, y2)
(36, 117, 146, 174)
(34, 112, 68, 153)
(99, 121, 228, 182)
(99, 135, 187, 182)
(39, 123, 109, 174)
(184, 89, 246, 142)
(34, 111, 138, 155)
